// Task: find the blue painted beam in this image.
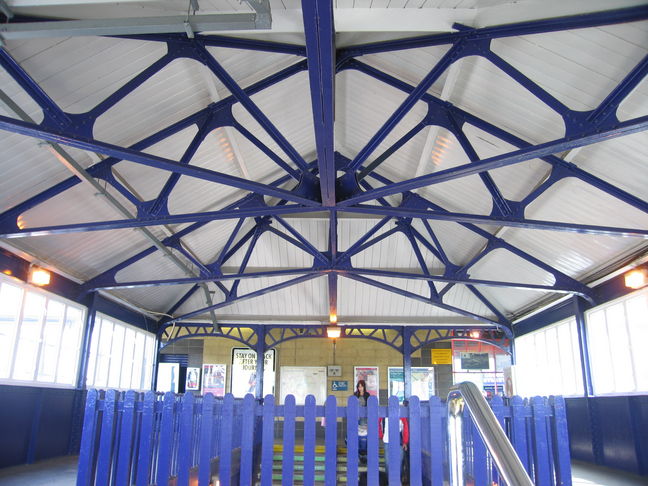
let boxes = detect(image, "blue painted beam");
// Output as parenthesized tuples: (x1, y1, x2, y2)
(0, 61, 307, 229)
(339, 114, 648, 206)
(0, 204, 321, 237)
(348, 59, 648, 215)
(358, 172, 595, 303)
(339, 205, 648, 238)
(0, 114, 319, 206)
(302, 0, 336, 206)
(337, 5, 648, 58)
(344, 268, 586, 297)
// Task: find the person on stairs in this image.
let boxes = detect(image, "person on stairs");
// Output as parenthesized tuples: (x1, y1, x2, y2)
(379, 409, 409, 483)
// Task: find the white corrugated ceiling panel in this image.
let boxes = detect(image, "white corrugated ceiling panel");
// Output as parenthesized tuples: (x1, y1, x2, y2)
(569, 132, 648, 203)
(94, 57, 211, 146)
(490, 22, 648, 112)
(7, 228, 153, 282)
(232, 70, 315, 164)
(337, 276, 482, 323)
(335, 69, 428, 170)
(448, 55, 566, 143)
(358, 45, 454, 95)
(415, 127, 494, 215)
(210, 274, 328, 320)
(110, 125, 199, 203)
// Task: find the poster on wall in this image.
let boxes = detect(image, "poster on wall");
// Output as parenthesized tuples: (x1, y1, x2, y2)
(202, 364, 226, 396)
(388, 367, 435, 402)
(231, 348, 276, 398)
(353, 366, 379, 396)
(185, 367, 201, 391)
(156, 362, 179, 393)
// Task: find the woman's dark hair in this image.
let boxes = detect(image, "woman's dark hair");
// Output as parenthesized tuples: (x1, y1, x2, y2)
(354, 379, 370, 399)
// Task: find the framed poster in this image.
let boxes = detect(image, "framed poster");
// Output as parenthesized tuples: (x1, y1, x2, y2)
(185, 367, 201, 391)
(388, 367, 435, 402)
(353, 366, 379, 396)
(279, 366, 327, 405)
(156, 362, 179, 393)
(202, 363, 226, 396)
(231, 348, 276, 398)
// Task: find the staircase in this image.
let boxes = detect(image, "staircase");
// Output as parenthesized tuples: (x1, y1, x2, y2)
(261, 444, 385, 485)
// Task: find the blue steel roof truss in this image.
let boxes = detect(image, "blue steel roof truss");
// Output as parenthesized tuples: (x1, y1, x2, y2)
(0, 3, 646, 337)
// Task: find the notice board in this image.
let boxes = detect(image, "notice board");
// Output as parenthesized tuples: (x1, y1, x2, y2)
(280, 366, 327, 405)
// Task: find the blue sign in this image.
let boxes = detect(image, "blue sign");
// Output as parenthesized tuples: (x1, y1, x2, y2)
(331, 380, 348, 391)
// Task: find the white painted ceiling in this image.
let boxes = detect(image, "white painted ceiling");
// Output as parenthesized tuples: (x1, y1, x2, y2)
(0, 0, 646, 336)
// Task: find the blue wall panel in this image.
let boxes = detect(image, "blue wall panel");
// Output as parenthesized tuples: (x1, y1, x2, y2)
(566, 396, 648, 476)
(565, 398, 594, 463)
(0, 385, 81, 468)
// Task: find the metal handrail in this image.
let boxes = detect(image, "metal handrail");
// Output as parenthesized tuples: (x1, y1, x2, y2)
(447, 382, 534, 486)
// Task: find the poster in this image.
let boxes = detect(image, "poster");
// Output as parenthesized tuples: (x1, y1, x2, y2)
(231, 348, 276, 398)
(353, 366, 379, 396)
(156, 362, 179, 393)
(388, 367, 435, 402)
(202, 363, 226, 396)
(185, 366, 201, 391)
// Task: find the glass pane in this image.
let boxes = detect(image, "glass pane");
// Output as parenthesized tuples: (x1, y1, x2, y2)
(37, 300, 65, 382)
(131, 332, 145, 390)
(606, 304, 634, 392)
(108, 325, 125, 388)
(626, 293, 648, 391)
(587, 309, 614, 394)
(95, 319, 113, 388)
(545, 327, 560, 395)
(143, 335, 156, 391)
(0, 283, 23, 378)
(57, 306, 84, 385)
(13, 292, 46, 381)
(120, 328, 135, 390)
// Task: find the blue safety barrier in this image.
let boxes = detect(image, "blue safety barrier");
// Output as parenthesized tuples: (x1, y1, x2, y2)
(76, 390, 570, 485)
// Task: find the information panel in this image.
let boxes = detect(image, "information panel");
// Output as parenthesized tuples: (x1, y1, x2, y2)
(280, 366, 327, 405)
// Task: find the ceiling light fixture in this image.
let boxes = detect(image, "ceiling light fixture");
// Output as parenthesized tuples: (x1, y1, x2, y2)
(29, 265, 51, 286)
(624, 268, 647, 289)
(327, 326, 341, 339)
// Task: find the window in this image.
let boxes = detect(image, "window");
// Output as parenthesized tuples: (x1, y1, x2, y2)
(86, 314, 156, 391)
(586, 287, 648, 395)
(0, 273, 85, 387)
(514, 317, 584, 397)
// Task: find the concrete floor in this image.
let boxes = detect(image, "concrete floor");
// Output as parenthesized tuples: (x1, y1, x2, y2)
(0, 456, 646, 485)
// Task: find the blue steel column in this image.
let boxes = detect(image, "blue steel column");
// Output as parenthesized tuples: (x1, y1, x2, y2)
(302, 0, 336, 206)
(255, 325, 266, 400)
(573, 296, 594, 396)
(403, 327, 413, 399)
(302, 0, 338, 325)
(76, 291, 98, 389)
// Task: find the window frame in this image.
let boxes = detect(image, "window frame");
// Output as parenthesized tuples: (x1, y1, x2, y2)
(85, 312, 156, 392)
(0, 273, 86, 389)
(585, 286, 648, 397)
(514, 316, 585, 398)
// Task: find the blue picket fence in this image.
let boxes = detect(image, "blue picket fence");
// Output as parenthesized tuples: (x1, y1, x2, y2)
(76, 390, 571, 486)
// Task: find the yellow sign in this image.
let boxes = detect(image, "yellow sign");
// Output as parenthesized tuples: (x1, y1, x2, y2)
(431, 349, 452, 365)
